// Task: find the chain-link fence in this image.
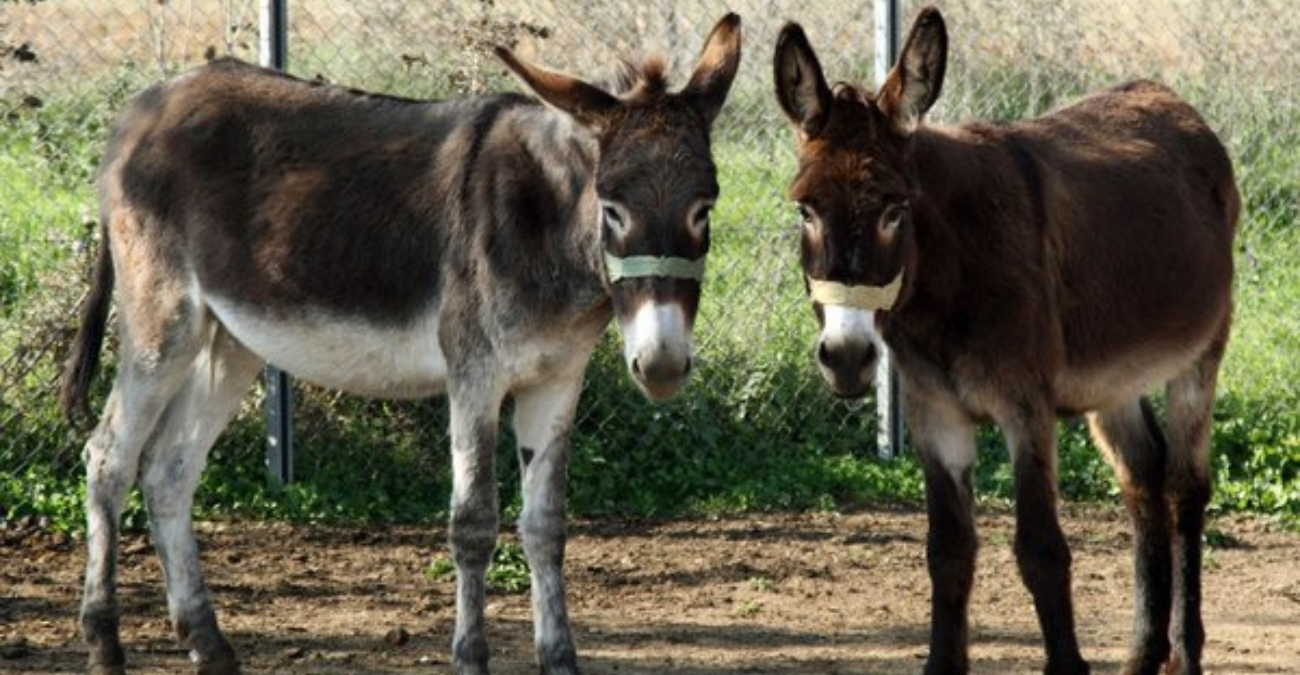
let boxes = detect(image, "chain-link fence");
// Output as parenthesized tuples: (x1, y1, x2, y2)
(2, 1, 1296, 518)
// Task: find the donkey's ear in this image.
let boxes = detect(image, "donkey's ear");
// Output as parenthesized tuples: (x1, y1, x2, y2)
(681, 13, 742, 126)
(495, 47, 620, 129)
(774, 22, 833, 139)
(876, 6, 947, 135)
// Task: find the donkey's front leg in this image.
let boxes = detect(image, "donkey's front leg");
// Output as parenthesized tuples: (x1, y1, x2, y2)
(907, 394, 979, 675)
(447, 384, 504, 675)
(1002, 404, 1090, 675)
(512, 374, 586, 675)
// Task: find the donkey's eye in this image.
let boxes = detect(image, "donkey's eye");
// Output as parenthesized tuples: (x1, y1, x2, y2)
(796, 204, 814, 228)
(691, 203, 713, 233)
(603, 206, 622, 226)
(881, 204, 908, 232)
(602, 203, 626, 234)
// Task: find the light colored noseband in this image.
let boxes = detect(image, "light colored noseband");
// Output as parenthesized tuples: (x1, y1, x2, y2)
(604, 252, 707, 283)
(808, 270, 904, 310)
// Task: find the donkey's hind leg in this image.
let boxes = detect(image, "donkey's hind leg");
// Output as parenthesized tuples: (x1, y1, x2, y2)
(1087, 397, 1172, 675)
(1162, 331, 1228, 675)
(137, 323, 262, 675)
(513, 372, 586, 675)
(81, 307, 204, 675)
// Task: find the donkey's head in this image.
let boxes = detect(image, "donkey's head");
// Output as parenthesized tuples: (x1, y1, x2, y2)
(774, 8, 946, 398)
(498, 14, 741, 399)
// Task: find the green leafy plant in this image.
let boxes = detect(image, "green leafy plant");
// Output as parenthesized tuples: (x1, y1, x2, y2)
(424, 556, 456, 582)
(422, 542, 531, 594)
(486, 542, 531, 594)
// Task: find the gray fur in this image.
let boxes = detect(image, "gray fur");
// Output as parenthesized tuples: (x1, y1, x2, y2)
(63, 14, 742, 675)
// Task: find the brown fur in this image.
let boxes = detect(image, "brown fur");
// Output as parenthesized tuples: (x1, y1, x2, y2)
(776, 8, 1235, 675)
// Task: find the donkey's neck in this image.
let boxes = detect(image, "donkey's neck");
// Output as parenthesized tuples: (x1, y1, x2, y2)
(897, 126, 990, 309)
(511, 105, 605, 274)
(884, 124, 1031, 354)
(472, 103, 610, 325)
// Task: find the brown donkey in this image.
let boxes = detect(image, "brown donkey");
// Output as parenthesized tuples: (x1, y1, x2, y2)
(774, 7, 1235, 675)
(60, 15, 741, 675)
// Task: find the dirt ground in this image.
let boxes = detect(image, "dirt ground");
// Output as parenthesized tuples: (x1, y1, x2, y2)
(2, 506, 1297, 674)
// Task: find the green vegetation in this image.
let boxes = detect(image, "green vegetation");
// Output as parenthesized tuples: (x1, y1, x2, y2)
(1, 59, 1296, 536)
(425, 542, 532, 594)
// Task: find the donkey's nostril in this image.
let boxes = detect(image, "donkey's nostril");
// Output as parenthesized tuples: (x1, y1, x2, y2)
(631, 357, 642, 378)
(683, 357, 693, 377)
(817, 341, 832, 367)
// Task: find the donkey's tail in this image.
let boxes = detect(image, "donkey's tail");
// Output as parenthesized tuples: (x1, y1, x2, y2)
(60, 222, 115, 427)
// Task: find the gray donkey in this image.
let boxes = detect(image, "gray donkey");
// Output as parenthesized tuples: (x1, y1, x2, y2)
(60, 14, 742, 675)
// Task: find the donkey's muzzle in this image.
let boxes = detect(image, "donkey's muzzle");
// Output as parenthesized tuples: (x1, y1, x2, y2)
(631, 350, 693, 400)
(620, 301, 695, 400)
(814, 303, 881, 398)
(817, 336, 877, 399)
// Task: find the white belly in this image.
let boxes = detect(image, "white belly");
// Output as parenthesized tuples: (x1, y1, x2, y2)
(207, 297, 447, 398)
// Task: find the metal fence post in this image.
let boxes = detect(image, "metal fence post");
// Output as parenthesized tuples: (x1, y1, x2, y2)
(874, 0, 904, 460)
(265, 365, 294, 484)
(260, 0, 294, 484)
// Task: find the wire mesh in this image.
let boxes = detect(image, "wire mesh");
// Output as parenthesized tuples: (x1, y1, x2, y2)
(1, 1, 1295, 517)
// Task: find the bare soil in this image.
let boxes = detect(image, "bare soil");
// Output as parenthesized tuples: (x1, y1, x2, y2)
(2, 507, 1297, 674)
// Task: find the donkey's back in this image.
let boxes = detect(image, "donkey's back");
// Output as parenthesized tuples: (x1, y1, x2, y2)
(86, 59, 578, 400)
(969, 80, 1238, 410)
(101, 57, 510, 324)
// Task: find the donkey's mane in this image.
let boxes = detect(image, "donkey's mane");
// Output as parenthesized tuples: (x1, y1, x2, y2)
(832, 81, 873, 105)
(602, 56, 670, 97)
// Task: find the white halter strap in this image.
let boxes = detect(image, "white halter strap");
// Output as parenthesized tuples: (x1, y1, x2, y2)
(604, 253, 707, 282)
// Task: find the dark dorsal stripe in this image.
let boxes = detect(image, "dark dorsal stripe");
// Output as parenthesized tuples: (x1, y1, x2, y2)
(458, 93, 535, 210)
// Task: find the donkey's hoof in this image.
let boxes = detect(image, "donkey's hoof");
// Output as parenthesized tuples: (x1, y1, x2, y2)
(1118, 652, 1165, 675)
(1043, 658, 1090, 675)
(453, 638, 490, 674)
(1164, 654, 1201, 675)
(195, 660, 242, 675)
(922, 657, 968, 675)
(89, 665, 127, 675)
(537, 642, 579, 674)
(194, 654, 242, 675)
